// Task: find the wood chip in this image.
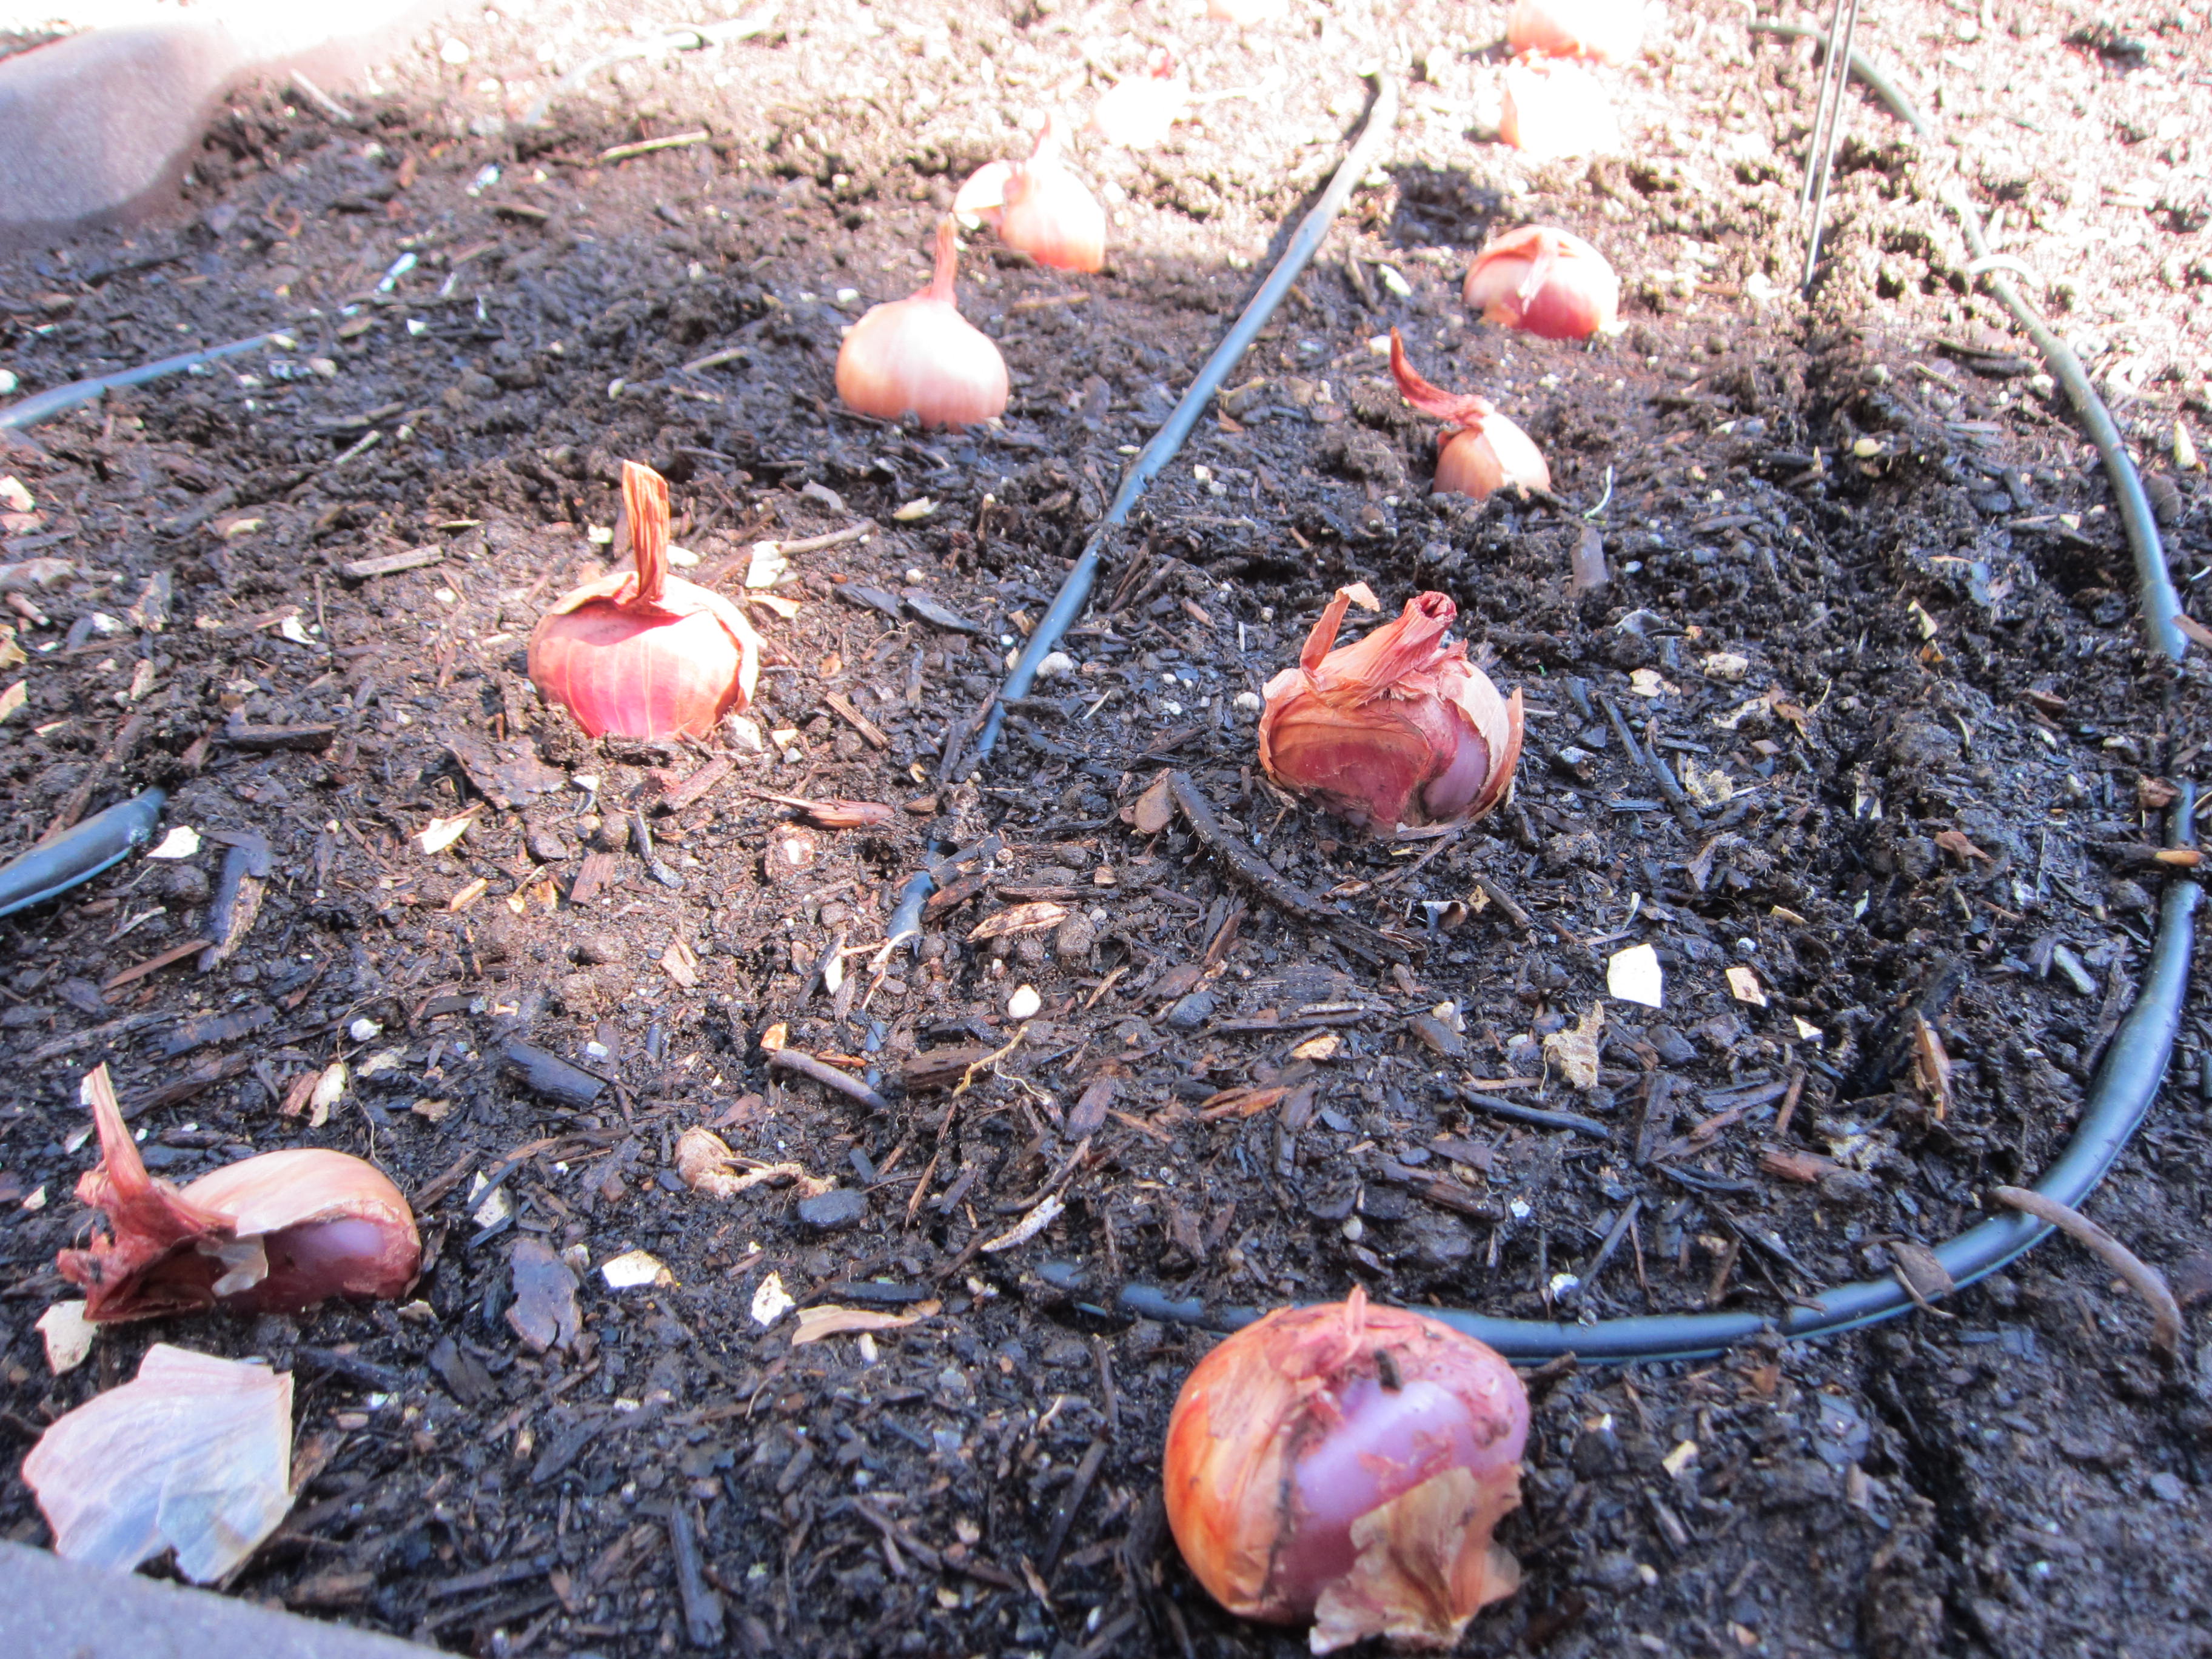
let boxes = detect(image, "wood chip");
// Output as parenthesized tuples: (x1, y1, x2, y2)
(791, 1303, 938, 1346)
(968, 901, 1068, 941)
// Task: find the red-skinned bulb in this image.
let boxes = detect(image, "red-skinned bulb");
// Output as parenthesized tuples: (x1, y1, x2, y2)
(953, 117, 1106, 273)
(528, 461, 763, 741)
(835, 218, 1011, 426)
(1388, 329, 1551, 501)
(1464, 225, 1621, 341)
(1499, 56, 1619, 160)
(1506, 0, 1646, 63)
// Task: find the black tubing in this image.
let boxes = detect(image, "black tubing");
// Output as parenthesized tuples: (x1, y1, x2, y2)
(0, 789, 168, 919)
(967, 73, 1402, 765)
(1044, 783, 2199, 1363)
(0, 335, 283, 432)
(1945, 187, 2185, 663)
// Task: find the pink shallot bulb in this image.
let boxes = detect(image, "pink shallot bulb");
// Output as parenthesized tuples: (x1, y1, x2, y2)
(1464, 225, 1621, 340)
(835, 218, 1010, 427)
(953, 117, 1107, 273)
(1258, 583, 1524, 834)
(1506, 0, 1646, 63)
(1088, 49, 1188, 149)
(56, 1065, 420, 1322)
(528, 461, 763, 741)
(1388, 329, 1551, 501)
(1163, 1290, 1530, 1652)
(1499, 56, 1619, 160)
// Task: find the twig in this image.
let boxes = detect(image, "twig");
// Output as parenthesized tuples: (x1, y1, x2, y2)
(288, 71, 355, 124)
(1598, 693, 1700, 830)
(1470, 873, 1533, 930)
(599, 130, 711, 163)
(1992, 1185, 2182, 1354)
(769, 1048, 890, 1112)
(1164, 772, 1406, 964)
(1456, 1085, 1611, 1139)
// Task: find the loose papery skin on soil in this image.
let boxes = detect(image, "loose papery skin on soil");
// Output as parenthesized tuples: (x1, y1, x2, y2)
(1162, 1292, 1529, 1652)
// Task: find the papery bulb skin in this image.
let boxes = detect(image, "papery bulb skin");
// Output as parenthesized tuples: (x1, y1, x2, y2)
(1090, 49, 1188, 149)
(1499, 56, 1619, 160)
(835, 218, 1011, 426)
(1389, 329, 1552, 501)
(1506, 0, 1645, 63)
(953, 118, 1106, 272)
(1163, 1291, 1529, 1653)
(1465, 226, 1620, 341)
(55, 1066, 420, 1322)
(529, 462, 763, 740)
(1258, 583, 1524, 834)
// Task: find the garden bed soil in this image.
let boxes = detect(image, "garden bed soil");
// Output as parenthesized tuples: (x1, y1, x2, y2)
(0, 0, 2209, 1655)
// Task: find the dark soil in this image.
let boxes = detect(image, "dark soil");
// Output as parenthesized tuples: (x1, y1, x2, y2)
(2, 1, 2210, 1655)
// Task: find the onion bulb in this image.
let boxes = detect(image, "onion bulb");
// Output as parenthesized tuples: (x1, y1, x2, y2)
(1506, 0, 1645, 63)
(1163, 1290, 1530, 1652)
(1499, 56, 1619, 160)
(953, 116, 1106, 273)
(1258, 583, 1523, 834)
(1089, 49, 1188, 149)
(56, 1064, 420, 1322)
(836, 217, 1010, 427)
(1464, 225, 1621, 340)
(529, 461, 763, 740)
(1388, 328, 1551, 501)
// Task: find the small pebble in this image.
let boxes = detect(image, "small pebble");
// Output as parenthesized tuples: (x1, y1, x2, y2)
(1165, 989, 1216, 1031)
(1008, 984, 1042, 1020)
(349, 1017, 383, 1042)
(797, 1188, 867, 1230)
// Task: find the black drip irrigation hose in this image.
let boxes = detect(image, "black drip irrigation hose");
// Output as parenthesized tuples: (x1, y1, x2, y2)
(0, 789, 168, 920)
(879, 72, 1401, 957)
(1946, 187, 2187, 664)
(0, 333, 285, 433)
(1042, 790, 2200, 1362)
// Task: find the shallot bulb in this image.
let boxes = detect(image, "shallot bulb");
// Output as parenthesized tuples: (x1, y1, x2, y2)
(1258, 583, 1523, 834)
(1498, 56, 1619, 160)
(1089, 49, 1188, 149)
(529, 461, 763, 740)
(953, 116, 1106, 273)
(1506, 0, 1645, 63)
(1388, 329, 1551, 501)
(1464, 225, 1621, 341)
(56, 1065, 420, 1322)
(836, 217, 1010, 427)
(1163, 1290, 1530, 1653)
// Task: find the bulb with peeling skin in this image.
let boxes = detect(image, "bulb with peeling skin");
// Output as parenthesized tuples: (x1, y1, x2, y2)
(1258, 583, 1523, 835)
(1387, 328, 1551, 501)
(1506, 0, 1646, 63)
(1164, 1290, 1529, 1652)
(56, 1064, 420, 1322)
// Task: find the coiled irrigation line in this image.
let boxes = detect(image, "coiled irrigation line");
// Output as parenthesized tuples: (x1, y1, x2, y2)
(1053, 785, 2199, 1361)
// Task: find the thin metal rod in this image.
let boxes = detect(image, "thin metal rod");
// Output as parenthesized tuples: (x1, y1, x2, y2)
(1800, 0, 1864, 290)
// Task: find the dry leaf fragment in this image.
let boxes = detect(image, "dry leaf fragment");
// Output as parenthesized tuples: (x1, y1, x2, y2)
(1290, 1031, 1342, 1062)
(791, 1302, 939, 1346)
(0, 679, 24, 724)
(1127, 772, 1175, 836)
(1606, 943, 1663, 1008)
(1889, 1239, 1955, 1309)
(674, 1128, 826, 1199)
(601, 1248, 673, 1290)
(661, 937, 700, 988)
(415, 813, 475, 855)
(1933, 828, 1992, 864)
(1724, 965, 1767, 1007)
(969, 902, 1068, 941)
(1542, 1005, 1603, 1090)
(1910, 1013, 1953, 1121)
(23, 1344, 294, 1583)
(751, 1271, 795, 1327)
(36, 1301, 97, 1375)
(307, 1060, 347, 1127)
